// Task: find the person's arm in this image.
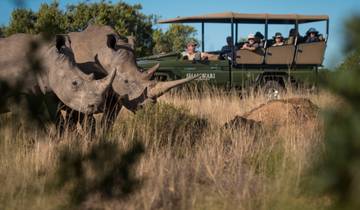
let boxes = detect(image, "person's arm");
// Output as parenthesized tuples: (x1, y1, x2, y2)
(246, 44, 258, 51)
(241, 43, 248, 49)
(201, 52, 212, 59)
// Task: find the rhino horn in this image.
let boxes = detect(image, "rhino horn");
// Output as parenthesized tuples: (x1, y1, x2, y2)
(143, 63, 160, 80)
(96, 68, 116, 92)
(147, 76, 199, 98)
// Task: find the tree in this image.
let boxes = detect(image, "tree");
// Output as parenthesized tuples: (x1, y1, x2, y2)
(3, 1, 155, 56)
(5, 8, 36, 36)
(2, 1, 196, 57)
(65, 1, 155, 56)
(152, 28, 172, 54)
(35, 1, 67, 36)
(152, 24, 198, 54)
(338, 16, 360, 70)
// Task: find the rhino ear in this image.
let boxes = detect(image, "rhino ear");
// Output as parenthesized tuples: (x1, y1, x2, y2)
(106, 34, 117, 50)
(55, 35, 71, 51)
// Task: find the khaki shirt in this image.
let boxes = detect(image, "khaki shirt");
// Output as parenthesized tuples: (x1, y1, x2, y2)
(182, 51, 202, 60)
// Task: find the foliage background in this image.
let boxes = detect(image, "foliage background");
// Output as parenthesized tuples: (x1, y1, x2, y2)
(1, 0, 197, 56)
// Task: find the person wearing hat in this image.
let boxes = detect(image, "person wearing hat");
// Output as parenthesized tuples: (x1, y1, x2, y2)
(220, 36, 235, 58)
(272, 32, 284, 47)
(286, 28, 303, 45)
(221, 36, 234, 53)
(305, 28, 320, 43)
(241, 33, 260, 51)
(182, 39, 211, 61)
(255, 31, 265, 47)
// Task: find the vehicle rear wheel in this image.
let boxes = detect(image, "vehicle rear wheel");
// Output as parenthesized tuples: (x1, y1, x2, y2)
(262, 80, 285, 100)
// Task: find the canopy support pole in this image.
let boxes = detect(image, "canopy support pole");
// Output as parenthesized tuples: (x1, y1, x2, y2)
(326, 19, 330, 42)
(229, 18, 234, 89)
(201, 22, 205, 52)
(235, 23, 238, 44)
(265, 19, 268, 40)
(295, 20, 299, 34)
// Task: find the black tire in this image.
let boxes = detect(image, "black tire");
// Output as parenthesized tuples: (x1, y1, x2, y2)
(261, 80, 285, 99)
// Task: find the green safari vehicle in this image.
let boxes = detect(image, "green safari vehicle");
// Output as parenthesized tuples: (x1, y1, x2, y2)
(137, 12, 329, 96)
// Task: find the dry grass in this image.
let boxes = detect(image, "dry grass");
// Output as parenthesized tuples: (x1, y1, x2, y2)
(0, 87, 340, 210)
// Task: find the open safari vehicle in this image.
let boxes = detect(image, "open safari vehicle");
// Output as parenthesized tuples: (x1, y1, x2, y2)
(137, 12, 329, 94)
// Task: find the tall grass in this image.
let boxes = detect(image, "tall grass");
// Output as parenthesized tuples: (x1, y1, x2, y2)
(0, 87, 339, 210)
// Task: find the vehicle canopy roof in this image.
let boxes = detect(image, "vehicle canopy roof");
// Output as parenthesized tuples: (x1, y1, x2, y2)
(158, 12, 329, 24)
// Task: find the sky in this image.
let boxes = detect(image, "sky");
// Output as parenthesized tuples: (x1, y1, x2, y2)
(1, 0, 360, 68)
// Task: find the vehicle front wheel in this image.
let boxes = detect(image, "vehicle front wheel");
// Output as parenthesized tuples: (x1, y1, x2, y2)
(261, 80, 285, 100)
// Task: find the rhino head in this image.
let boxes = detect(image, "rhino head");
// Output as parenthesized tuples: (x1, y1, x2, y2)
(69, 25, 196, 111)
(38, 35, 116, 113)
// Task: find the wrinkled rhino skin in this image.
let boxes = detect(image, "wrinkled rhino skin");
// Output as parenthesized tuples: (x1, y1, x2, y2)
(69, 25, 197, 108)
(68, 25, 198, 128)
(0, 33, 115, 114)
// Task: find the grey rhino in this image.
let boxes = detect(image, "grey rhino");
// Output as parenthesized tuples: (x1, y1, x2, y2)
(68, 25, 196, 113)
(0, 33, 116, 114)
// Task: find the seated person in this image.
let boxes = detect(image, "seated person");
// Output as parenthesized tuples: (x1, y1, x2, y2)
(241, 34, 260, 51)
(220, 36, 235, 58)
(182, 40, 211, 61)
(254, 31, 265, 47)
(286, 28, 303, 45)
(221, 36, 234, 53)
(305, 28, 320, 43)
(272, 32, 284, 47)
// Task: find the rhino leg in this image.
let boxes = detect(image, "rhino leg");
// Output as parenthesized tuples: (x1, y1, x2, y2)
(99, 90, 123, 132)
(56, 107, 97, 138)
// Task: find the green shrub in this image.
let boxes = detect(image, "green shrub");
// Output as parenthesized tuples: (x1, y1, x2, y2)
(116, 102, 208, 151)
(312, 15, 360, 210)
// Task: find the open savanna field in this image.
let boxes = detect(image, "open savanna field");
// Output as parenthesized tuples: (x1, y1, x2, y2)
(0, 87, 342, 210)
(1, 1, 360, 209)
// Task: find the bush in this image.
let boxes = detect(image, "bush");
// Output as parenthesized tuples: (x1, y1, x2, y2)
(116, 103, 208, 151)
(311, 15, 360, 210)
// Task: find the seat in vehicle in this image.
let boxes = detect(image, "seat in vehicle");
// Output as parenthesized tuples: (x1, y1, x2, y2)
(265, 45, 296, 65)
(236, 48, 265, 65)
(294, 41, 326, 65)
